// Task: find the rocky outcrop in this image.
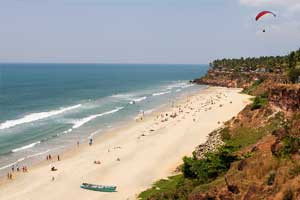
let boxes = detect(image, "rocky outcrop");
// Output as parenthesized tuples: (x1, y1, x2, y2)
(192, 71, 252, 88)
(194, 129, 225, 159)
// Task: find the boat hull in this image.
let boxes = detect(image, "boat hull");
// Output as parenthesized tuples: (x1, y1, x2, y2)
(80, 183, 117, 192)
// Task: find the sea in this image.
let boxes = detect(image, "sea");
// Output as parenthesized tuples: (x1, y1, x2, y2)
(0, 63, 208, 173)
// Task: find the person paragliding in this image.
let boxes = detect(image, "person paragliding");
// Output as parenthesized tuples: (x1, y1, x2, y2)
(255, 11, 276, 33)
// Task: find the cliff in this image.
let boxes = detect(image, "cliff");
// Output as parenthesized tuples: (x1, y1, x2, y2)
(192, 70, 288, 89)
(268, 83, 300, 115)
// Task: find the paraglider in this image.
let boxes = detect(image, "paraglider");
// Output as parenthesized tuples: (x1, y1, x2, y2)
(255, 11, 276, 33)
(255, 11, 276, 21)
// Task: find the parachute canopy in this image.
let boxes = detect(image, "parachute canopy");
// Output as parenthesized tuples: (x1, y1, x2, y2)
(255, 11, 276, 21)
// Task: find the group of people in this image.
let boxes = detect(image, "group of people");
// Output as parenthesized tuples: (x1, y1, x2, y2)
(46, 154, 60, 161)
(7, 165, 28, 180)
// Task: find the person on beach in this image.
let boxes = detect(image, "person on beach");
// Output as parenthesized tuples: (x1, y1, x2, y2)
(57, 155, 60, 161)
(51, 166, 57, 171)
(48, 154, 52, 160)
(8, 172, 13, 180)
(11, 165, 14, 172)
(89, 138, 93, 146)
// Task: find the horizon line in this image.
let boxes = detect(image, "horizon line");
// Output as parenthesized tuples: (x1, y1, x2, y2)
(0, 62, 208, 65)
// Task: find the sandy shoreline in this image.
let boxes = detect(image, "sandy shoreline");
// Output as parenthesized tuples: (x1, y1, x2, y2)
(0, 87, 251, 200)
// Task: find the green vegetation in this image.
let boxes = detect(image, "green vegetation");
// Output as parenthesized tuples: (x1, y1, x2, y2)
(138, 147, 236, 200)
(266, 171, 276, 186)
(251, 96, 268, 110)
(288, 165, 300, 178)
(220, 127, 231, 140)
(273, 135, 300, 158)
(138, 175, 188, 200)
(287, 67, 300, 83)
(242, 79, 264, 95)
(224, 127, 267, 150)
(211, 56, 288, 72)
(210, 49, 300, 75)
(182, 145, 237, 183)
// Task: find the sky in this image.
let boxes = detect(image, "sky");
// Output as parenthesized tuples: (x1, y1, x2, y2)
(0, 0, 299, 64)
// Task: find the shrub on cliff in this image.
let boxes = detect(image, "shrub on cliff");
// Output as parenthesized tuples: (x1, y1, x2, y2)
(251, 96, 267, 110)
(272, 136, 300, 158)
(287, 67, 300, 83)
(182, 145, 237, 184)
(242, 79, 264, 95)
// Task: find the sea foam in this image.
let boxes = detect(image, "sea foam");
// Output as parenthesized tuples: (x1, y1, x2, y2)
(152, 91, 171, 96)
(72, 107, 124, 129)
(165, 82, 193, 90)
(129, 96, 147, 104)
(0, 104, 82, 130)
(11, 141, 41, 153)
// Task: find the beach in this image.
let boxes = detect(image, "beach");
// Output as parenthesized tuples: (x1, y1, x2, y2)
(0, 87, 250, 200)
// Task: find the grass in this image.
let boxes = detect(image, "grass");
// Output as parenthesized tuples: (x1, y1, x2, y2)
(242, 79, 264, 95)
(224, 127, 266, 150)
(224, 114, 282, 151)
(288, 164, 300, 178)
(193, 176, 225, 193)
(138, 175, 184, 200)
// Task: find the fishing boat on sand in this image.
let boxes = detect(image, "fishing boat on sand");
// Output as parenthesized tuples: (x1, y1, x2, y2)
(80, 183, 117, 192)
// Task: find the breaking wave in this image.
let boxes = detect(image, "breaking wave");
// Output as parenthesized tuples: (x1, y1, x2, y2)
(72, 107, 124, 129)
(0, 104, 82, 130)
(152, 91, 171, 96)
(11, 141, 41, 153)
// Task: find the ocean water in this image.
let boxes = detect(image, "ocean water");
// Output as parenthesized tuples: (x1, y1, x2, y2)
(0, 63, 208, 172)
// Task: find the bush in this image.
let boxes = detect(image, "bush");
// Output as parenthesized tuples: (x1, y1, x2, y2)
(220, 127, 231, 141)
(276, 136, 300, 158)
(182, 157, 197, 179)
(266, 171, 276, 186)
(138, 175, 198, 200)
(288, 67, 300, 83)
(251, 96, 267, 110)
(182, 145, 237, 184)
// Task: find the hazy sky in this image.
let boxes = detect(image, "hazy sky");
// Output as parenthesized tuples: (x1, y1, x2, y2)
(0, 0, 299, 64)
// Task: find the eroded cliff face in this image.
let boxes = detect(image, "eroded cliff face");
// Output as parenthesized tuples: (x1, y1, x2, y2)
(268, 84, 300, 116)
(193, 70, 288, 89)
(192, 71, 252, 88)
(189, 79, 300, 200)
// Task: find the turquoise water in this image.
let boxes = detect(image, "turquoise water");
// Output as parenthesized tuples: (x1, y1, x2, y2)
(0, 63, 208, 171)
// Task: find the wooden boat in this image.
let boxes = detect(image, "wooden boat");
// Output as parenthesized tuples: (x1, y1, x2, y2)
(80, 183, 117, 192)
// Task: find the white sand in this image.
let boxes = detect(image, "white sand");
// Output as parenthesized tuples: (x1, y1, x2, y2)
(0, 87, 250, 200)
